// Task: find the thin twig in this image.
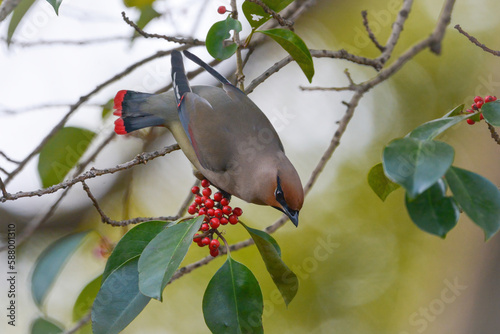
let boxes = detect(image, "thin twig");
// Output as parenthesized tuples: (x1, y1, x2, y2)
(1, 144, 180, 202)
(4, 49, 178, 187)
(488, 123, 500, 145)
(247, 0, 294, 28)
(377, 0, 414, 66)
(0, 177, 8, 198)
(2, 36, 130, 47)
(82, 181, 177, 226)
(361, 10, 385, 52)
(454, 24, 500, 57)
(121, 11, 205, 46)
(230, 0, 245, 90)
(0, 167, 9, 175)
(0, 151, 20, 164)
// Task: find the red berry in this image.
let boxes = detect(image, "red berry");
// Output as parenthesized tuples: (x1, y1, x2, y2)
(201, 196, 209, 203)
(228, 214, 238, 225)
(214, 208, 223, 218)
(467, 119, 475, 125)
(210, 248, 219, 257)
(205, 199, 215, 209)
(188, 205, 197, 215)
(210, 217, 220, 229)
(485, 95, 496, 103)
(201, 179, 210, 188)
(220, 217, 229, 225)
(217, 6, 226, 14)
(207, 208, 215, 216)
(210, 239, 220, 249)
(202, 237, 210, 246)
(213, 192, 223, 202)
(480, 113, 484, 120)
(194, 196, 203, 205)
(199, 208, 207, 215)
(202, 188, 212, 197)
(474, 96, 484, 103)
(197, 240, 205, 247)
(222, 205, 232, 215)
(201, 223, 210, 231)
(476, 100, 484, 108)
(193, 234, 202, 241)
(472, 103, 479, 110)
(233, 207, 243, 216)
(220, 198, 229, 206)
(466, 109, 474, 113)
(191, 186, 200, 194)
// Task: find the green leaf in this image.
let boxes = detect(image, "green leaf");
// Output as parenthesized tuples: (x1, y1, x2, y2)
(241, 222, 298, 306)
(482, 100, 500, 126)
(92, 258, 150, 334)
(367, 163, 400, 201)
(443, 104, 464, 117)
(242, 0, 294, 29)
(405, 179, 459, 238)
(73, 275, 101, 321)
(409, 114, 472, 141)
(383, 137, 454, 198)
(257, 28, 314, 82)
(31, 317, 64, 334)
(445, 166, 500, 240)
(46, 0, 63, 14)
(7, 0, 37, 45)
(32, 231, 90, 307)
(138, 217, 203, 300)
(38, 127, 95, 188)
(102, 221, 170, 284)
(203, 255, 264, 334)
(206, 17, 242, 60)
(123, 0, 155, 7)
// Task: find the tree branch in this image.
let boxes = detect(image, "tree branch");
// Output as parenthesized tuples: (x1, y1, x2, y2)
(247, 0, 294, 28)
(361, 10, 385, 52)
(454, 24, 500, 57)
(1, 144, 180, 202)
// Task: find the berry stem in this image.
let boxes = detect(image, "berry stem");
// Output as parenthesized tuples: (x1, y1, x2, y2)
(214, 229, 230, 256)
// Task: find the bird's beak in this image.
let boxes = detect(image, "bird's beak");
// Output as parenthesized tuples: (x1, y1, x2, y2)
(274, 205, 299, 227)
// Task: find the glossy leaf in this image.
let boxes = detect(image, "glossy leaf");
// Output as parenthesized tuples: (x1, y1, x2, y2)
(46, 0, 63, 14)
(31, 317, 64, 334)
(367, 163, 400, 201)
(481, 100, 500, 126)
(383, 137, 454, 198)
(443, 104, 464, 117)
(445, 166, 500, 240)
(206, 17, 242, 60)
(138, 217, 203, 300)
(242, 223, 298, 306)
(73, 275, 101, 321)
(7, 0, 37, 45)
(203, 255, 264, 334)
(123, 0, 155, 7)
(92, 258, 150, 334)
(38, 127, 95, 188)
(405, 179, 459, 238)
(409, 114, 471, 141)
(102, 221, 170, 284)
(257, 28, 314, 82)
(32, 231, 90, 307)
(242, 0, 294, 29)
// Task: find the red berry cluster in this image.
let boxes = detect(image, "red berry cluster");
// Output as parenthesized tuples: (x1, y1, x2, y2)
(465, 95, 497, 125)
(190, 179, 243, 257)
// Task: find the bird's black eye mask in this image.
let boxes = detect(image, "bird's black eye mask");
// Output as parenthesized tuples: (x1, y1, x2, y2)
(273, 176, 287, 211)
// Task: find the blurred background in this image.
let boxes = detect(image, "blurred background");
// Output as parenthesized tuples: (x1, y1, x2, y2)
(1, 0, 500, 333)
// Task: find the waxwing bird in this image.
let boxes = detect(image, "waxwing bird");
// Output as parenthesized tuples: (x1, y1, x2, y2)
(113, 50, 304, 226)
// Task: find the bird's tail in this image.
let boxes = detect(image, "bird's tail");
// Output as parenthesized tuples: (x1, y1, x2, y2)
(171, 50, 192, 107)
(182, 50, 231, 86)
(113, 90, 166, 135)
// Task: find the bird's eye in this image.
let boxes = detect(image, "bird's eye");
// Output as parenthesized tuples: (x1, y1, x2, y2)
(275, 176, 285, 203)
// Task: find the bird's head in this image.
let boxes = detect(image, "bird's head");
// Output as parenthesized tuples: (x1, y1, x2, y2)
(263, 156, 304, 227)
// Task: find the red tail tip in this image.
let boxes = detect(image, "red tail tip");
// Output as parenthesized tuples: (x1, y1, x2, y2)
(113, 90, 128, 116)
(114, 118, 127, 135)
